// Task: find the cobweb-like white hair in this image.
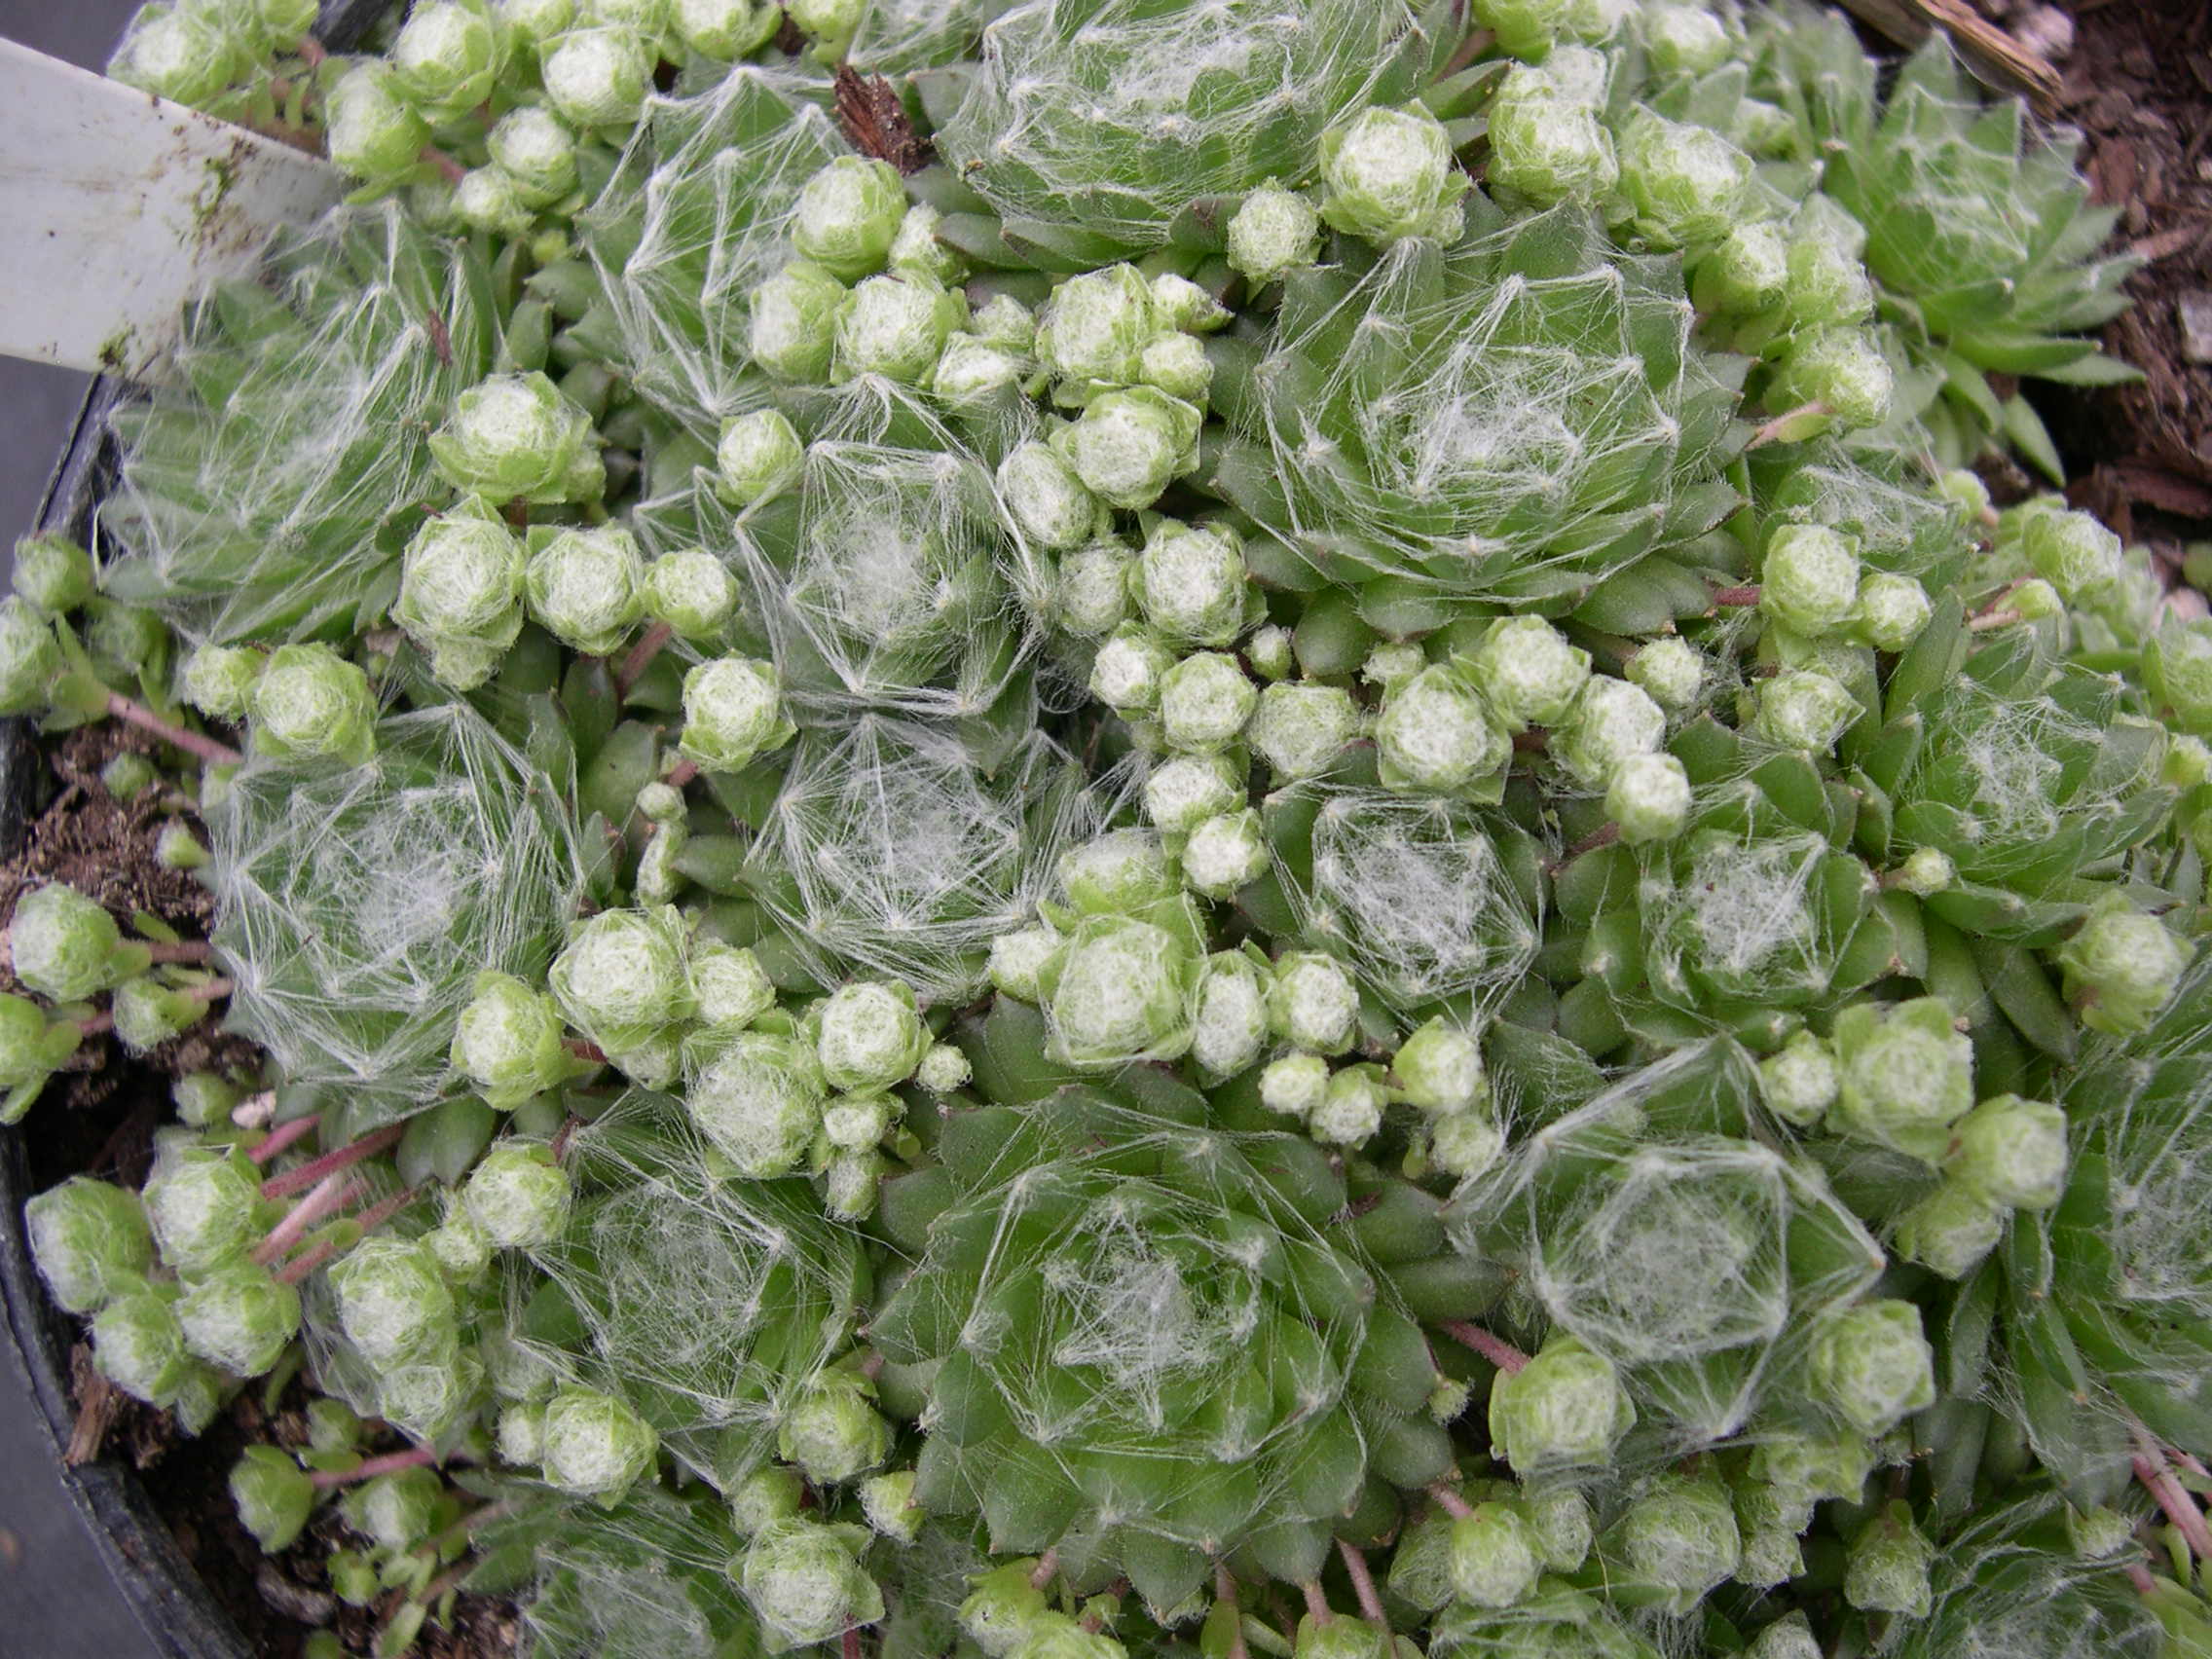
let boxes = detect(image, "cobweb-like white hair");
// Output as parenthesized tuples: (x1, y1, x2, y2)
(1893, 1493, 2161, 1659)
(1642, 824, 1843, 1013)
(498, 1485, 757, 1659)
(1284, 786, 1542, 1014)
(1457, 1041, 1885, 1446)
(726, 388, 1041, 722)
(592, 66, 846, 429)
(99, 203, 493, 644)
(1749, 439, 1970, 580)
(1888, 661, 2168, 889)
(743, 716, 1107, 1000)
(206, 703, 583, 1122)
(1250, 206, 1743, 603)
(846, 0, 1018, 72)
(880, 1085, 1380, 1580)
(511, 1091, 866, 1492)
(939, 0, 1433, 254)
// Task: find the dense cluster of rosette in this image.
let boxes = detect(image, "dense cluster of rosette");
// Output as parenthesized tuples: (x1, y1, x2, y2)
(0, 0, 2206, 1657)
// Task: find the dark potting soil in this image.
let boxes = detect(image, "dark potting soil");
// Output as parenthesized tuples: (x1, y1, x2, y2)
(12, 6, 2209, 1656)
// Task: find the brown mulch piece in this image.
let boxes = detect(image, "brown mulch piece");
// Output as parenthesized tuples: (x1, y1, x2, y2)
(833, 65, 934, 175)
(2039, 0, 2212, 538)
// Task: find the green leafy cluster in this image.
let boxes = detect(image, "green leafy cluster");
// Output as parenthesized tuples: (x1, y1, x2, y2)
(3, 3, 2206, 1659)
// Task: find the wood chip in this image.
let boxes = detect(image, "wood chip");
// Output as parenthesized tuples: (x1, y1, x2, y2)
(1832, 0, 2063, 107)
(64, 1345, 118, 1467)
(832, 65, 932, 175)
(2180, 290, 2212, 364)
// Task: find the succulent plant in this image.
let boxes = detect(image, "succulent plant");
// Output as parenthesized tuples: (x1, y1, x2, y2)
(207, 704, 584, 1118)
(5, 6, 2201, 1659)
(1220, 203, 1746, 608)
(936, 0, 1457, 262)
(872, 1040, 1476, 1612)
(99, 206, 498, 642)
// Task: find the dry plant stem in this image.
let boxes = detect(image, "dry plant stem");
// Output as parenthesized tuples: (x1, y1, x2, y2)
(2132, 1431, 2212, 1562)
(1710, 585, 1762, 609)
(247, 1112, 324, 1165)
(106, 692, 243, 767)
(1426, 1483, 1474, 1521)
(308, 1445, 439, 1489)
(1435, 1319, 1530, 1374)
(251, 1169, 360, 1265)
(260, 1122, 407, 1200)
(615, 622, 674, 696)
(841, 1627, 863, 1659)
(564, 1037, 608, 1065)
(1336, 1539, 1386, 1624)
(1968, 608, 2025, 632)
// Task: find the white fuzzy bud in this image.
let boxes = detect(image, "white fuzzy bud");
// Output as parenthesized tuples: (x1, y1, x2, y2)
(1158, 651, 1258, 752)
(1225, 181, 1321, 285)
(1182, 808, 1269, 899)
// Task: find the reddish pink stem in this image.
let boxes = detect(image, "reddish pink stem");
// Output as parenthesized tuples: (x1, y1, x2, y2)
(295, 35, 326, 66)
(1336, 1539, 1385, 1625)
(251, 1170, 361, 1265)
(1029, 1549, 1058, 1590)
(260, 1123, 406, 1199)
(247, 1113, 323, 1166)
(1746, 400, 1827, 450)
(419, 145, 465, 185)
(564, 1038, 608, 1064)
(275, 1237, 338, 1285)
(265, 1182, 419, 1277)
(2134, 1451, 2212, 1562)
(664, 758, 700, 789)
(615, 621, 674, 696)
(1300, 1581, 1332, 1627)
(2126, 1560, 2158, 1595)
(1427, 1484, 1474, 1521)
(107, 692, 242, 766)
(145, 940, 212, 965)
(1435, 1320, 1530, 1374)
(347, 1184, 422, 1238)
(1215, 1566, 1250, 1659)
(841, 1628, 863, 1659)
(308, 1445, 438, 1489)
(1709, 585, 1761, 608)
